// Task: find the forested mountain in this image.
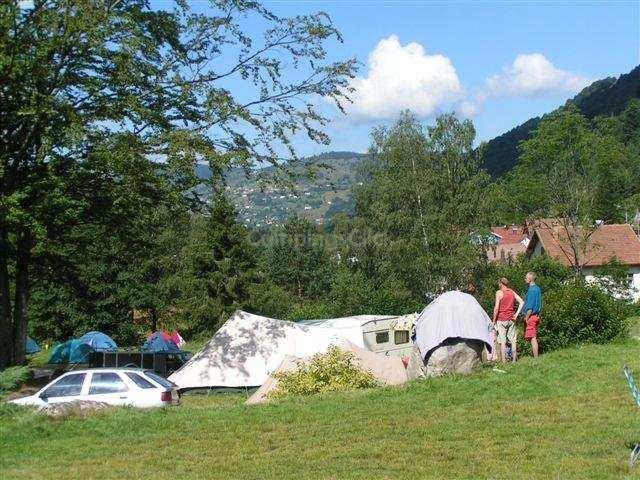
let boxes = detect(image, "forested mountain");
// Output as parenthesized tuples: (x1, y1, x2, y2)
(481, 65, 640, 177)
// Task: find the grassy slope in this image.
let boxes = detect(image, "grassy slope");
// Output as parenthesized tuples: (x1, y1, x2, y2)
(2, 342, 640, 480)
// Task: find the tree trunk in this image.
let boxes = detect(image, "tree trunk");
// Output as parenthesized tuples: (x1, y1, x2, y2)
(12, 230, 31, 366)
(0, 231, 13, 368)
(150, 306, 158, 332)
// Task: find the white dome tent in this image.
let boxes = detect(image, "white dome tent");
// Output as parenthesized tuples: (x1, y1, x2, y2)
(414, 291, 493, 362)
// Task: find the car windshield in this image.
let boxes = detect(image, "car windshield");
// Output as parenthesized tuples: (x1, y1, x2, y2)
(42, 373, 86, 398)
(144, 371, 175, 388)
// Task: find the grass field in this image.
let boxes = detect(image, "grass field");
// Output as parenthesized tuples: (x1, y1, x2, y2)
(2, 341, 640, 479)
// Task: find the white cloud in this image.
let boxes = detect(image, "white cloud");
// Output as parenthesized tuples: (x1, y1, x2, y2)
(486, 53, 589, 96)
(346, 35, 462, 121)
(456, 100, 480, 119)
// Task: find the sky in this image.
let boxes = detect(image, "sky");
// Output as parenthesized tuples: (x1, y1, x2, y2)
(157, 0, 639, 157)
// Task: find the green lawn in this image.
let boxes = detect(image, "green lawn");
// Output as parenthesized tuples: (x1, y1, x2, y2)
(2, 342, 640, 479)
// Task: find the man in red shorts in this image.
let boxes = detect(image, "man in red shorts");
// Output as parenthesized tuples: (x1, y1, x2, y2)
(523, 271, 543, 358)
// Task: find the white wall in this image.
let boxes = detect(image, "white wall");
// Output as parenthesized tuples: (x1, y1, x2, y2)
(631, 266, 640, 302)
(584, 265, 640, 302)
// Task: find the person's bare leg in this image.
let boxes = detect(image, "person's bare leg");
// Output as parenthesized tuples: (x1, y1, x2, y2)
(531, 337, 539, 358)
(500, 342, 507, 364)
(487, 335, 498, 362)
(512, 340, 517, 362)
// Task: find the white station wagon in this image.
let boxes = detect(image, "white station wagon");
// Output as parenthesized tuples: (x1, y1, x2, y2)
(9, 368, 180, 409)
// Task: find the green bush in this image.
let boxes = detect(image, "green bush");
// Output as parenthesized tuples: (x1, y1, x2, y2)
(0, 366, 31, 392)
(536, 281, 631, 352)
(329, 269, 421, 316)
(271, 346, 378, 398)
(477, 256, 572, 313)
(246, 281, 295, 319)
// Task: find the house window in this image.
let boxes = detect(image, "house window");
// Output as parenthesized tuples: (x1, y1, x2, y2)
(375, 331, 389, 344)
(628, 273, 635, 287)
(394, 330, 410, 345)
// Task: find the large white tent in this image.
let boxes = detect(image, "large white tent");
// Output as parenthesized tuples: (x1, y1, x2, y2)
(168, 311, 397, 389)
(414, 291, 493, 360)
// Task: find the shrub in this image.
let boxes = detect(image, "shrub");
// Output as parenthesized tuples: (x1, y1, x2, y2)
(0, 366, 31, 392)
(534, 280, 631, 352)
(477, 256, 572, 313)
(270, 346, 378, 398)
(246, 281, 295, 319)
(329, 269, 421, 316)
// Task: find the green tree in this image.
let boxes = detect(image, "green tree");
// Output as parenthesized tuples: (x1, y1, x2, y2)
(173, 193, 256, 334)
(355, 112, 491, 298)
(265, 216, 334, 299)
(0, 0, 355, 366)
(28, 138, 192, 344)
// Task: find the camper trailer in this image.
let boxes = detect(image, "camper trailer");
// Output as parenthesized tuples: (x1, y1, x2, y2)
(361, 315, 416, 357)
(297, 313, 417, 358)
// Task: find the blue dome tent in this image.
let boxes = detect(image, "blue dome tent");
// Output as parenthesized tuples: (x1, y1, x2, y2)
(49, 339, 94, 364)
(79, 331, 117, 351)
(26, 337, 40, 355)
(142, 332, 179, 353)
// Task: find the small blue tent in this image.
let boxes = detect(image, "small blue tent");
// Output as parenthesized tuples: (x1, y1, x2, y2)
(79, 331, 117, 351)
(142, 332, 179, 353)
(49, 339, 94, 364)
(26, 337, 40, 355)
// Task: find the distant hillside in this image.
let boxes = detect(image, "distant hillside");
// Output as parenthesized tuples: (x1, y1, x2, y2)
(197, 151, 367, 227)
(481, 65, 640, 177)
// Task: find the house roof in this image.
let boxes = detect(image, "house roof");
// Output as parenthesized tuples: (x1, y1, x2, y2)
(490, 225, 528, 245)
(526, 223, 640, 267)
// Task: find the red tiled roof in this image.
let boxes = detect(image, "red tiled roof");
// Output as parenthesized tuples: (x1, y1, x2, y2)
(491, 225, 528, 245)
(527, 223, 640, 267)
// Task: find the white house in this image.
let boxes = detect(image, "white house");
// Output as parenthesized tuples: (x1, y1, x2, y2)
(526, 222, 640, 301)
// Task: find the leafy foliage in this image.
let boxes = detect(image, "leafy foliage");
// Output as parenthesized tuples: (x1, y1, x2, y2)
(537, 281, 631, 352)
(355, 112, 491, 298)
(0, 366, 30, 392)
(271, 346, 378, 398)
(170, 194, 257, 335)
(0, 0, 356, 365)
(264, 217, 334, 299)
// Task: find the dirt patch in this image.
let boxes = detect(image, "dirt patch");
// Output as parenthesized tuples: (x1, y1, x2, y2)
(41, 401, 112, 417)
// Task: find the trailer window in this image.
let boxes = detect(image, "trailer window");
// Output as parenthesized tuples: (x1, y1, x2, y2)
(394, 330, 410, 345)
(375, 331, 389, 344)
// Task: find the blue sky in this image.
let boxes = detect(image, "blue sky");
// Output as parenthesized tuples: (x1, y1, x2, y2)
(167, 0, 640, 156)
